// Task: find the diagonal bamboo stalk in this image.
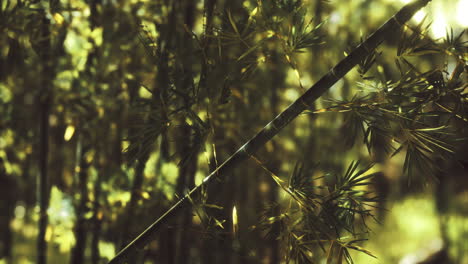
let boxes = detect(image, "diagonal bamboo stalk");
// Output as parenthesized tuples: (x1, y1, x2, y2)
(108, 1, 432, 263)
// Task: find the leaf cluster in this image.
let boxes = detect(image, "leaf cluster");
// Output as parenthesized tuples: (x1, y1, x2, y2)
(256, 161, 379, 264)
(125, 24, 210, 165)
(397, 18, 439, 57)
(258, 0, 325, 53)
(210, 0, 324, 81)
(309, 22, 467, 179)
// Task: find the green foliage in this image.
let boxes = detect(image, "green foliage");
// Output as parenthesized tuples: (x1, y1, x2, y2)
(0, 0, 466, 263)
(254, 160, 379, 263)
(307, 19, 467, 180)
(397, 18, 439, 57)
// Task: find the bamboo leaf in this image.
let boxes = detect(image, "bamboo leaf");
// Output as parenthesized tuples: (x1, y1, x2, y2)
(203, 204, 224, 210)
(346, 244, 377, 259)
(237, 38, 268, 61)
(326, 241, 334, 264)
(227, 10, 240, 36)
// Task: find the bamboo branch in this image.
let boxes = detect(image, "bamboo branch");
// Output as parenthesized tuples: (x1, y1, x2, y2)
(108, 1, 432, 263)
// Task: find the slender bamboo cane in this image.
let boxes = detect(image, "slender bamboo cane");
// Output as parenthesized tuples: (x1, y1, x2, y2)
(37, 13, 52, 264)
(108, 1, 432, 263)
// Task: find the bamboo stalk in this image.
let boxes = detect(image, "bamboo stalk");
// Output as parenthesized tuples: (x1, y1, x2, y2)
(37, 13, 52, 264)
(108, 1, 432, 263)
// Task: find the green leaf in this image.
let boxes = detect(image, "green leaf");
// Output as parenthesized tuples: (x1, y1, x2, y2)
(237, 38, 268, 61)
(227, 10, 240, 36)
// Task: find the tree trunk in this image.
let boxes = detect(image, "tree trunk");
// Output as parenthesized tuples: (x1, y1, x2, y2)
(265, 51, 283, 264)
(171, 2, 199, 263)
(173, 123, 199, 263)
(37, 12, 52, 264)
(0, 159, 16, 263)
(90, 162, 103, 264)
(88, 0, 103, 262)
(71, 133, 92, 264)
(120, 153, 150, 249)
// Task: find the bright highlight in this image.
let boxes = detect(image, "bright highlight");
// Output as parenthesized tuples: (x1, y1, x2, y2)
(431, 14, 448, 39)
(456, 0, 468, 26)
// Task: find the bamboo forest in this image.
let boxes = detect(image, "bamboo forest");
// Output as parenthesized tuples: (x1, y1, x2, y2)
(0, 0, 467, 263)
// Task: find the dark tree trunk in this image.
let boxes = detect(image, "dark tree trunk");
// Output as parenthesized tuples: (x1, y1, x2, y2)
(118, 36, 150, 251)
(37, 76, 51, 264)
(37, 12, 52, 264)
(202, 153, 236, 264)
(0, 159, 17, 262)
(150, 1, 178, 263)
(171, 2, 199, 263)
(120, 153, 150, 248)
(90, 164, 103, 264)
(173, 124, 199, 263)
(71, 133, 92, 264)
(88, 0, 103, 262)
(265, 51, 283, 264)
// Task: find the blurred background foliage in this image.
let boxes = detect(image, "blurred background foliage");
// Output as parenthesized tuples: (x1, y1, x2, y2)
(0, 0, 467, 263)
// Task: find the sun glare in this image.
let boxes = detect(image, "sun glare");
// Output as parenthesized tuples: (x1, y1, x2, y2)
(413, 10, 426, 23)
(399, 0, 466, 38)
(431, 14, 448, 39)
(456, 0, 468, 26)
